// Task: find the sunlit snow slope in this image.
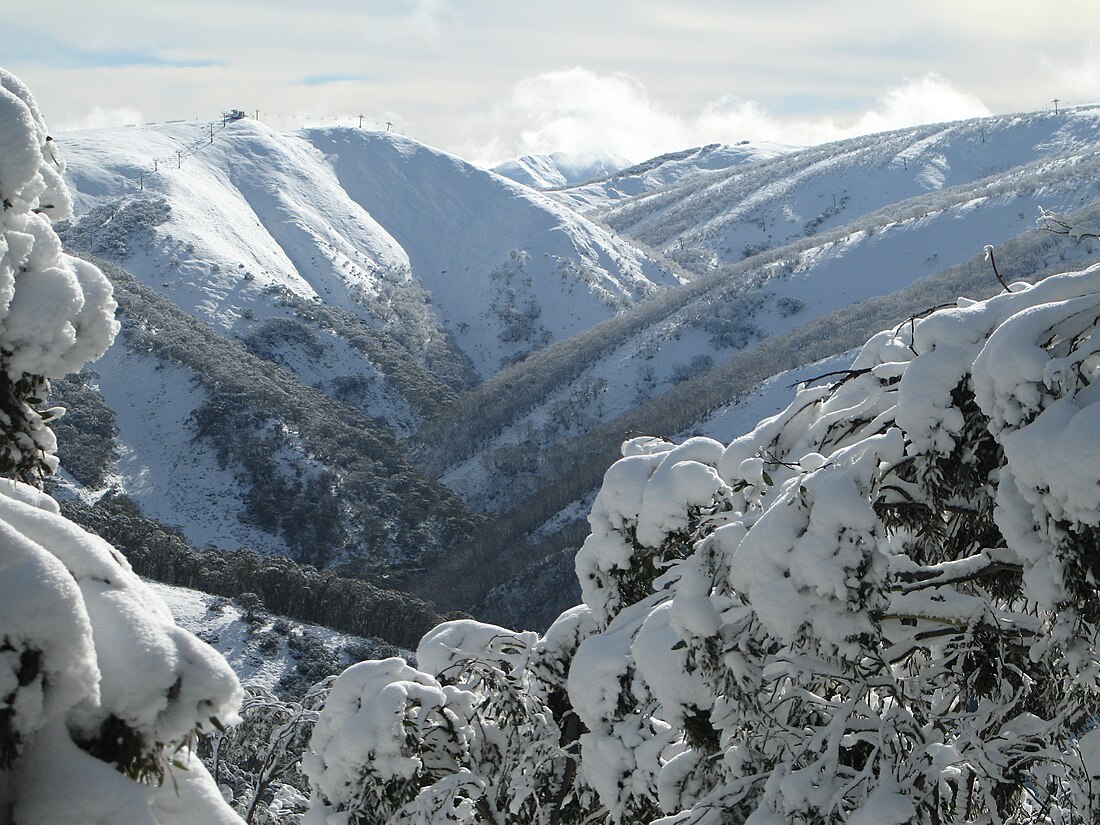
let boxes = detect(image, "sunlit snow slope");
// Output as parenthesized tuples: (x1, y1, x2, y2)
(60, 120, 682, 381)
(492, 150, 631, 189)
(420, 108, 1100, 516)
(149, 581, 385, 694)
(603, 108, 1100, 270)
(546, 141, 795, 213)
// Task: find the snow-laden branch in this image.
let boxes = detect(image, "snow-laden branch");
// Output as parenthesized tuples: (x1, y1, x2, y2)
(1037, 206, 1100, 241)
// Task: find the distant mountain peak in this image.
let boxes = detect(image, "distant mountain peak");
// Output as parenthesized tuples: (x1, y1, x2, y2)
(492, 150, 632, 189)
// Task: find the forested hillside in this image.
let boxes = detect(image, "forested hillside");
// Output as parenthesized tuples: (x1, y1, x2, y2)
(53, 256, 483, 582)
(418, 202, 1100, 624)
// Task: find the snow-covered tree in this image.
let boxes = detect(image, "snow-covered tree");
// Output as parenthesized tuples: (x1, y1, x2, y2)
(204, 682, 332, 824)
(304, 619, 603, 824)
(308, 255, 1100, 823)
(0, 68, 244, 824)
(0, 70, 115, 482)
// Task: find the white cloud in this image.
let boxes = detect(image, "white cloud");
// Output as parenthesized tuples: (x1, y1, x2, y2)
(699, 73, 989, 146)
(1039, 44, 1100, 106)
(694, 97, 795, 146)
(55, 106, 145, 132)
(849, 73, 990, 135)
(462, 68, 691, 167)
(460, 68, 991, 166)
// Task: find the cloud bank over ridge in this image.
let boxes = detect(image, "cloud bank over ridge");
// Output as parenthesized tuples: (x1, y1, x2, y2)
(461, 68, 992, 166)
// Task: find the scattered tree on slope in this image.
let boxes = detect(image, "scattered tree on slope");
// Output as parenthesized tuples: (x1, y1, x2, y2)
(94, 263, 485, 576)
(306, 257, 1100, 823)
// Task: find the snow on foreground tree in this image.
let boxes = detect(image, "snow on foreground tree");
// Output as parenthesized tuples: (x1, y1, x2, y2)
(203, 682, 333, 824)
(303, 620, 598, 824)
(0, 71, 115, 481)
(0, 68, 245, 824)
(306, 259, 1100, 824)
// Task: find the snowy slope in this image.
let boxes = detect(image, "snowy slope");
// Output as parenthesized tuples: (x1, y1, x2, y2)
(437, 212, 1100, 627)
(61, 121, 412, 329)
(303, 128, 684, 377)
(424, 114, 1100, 514)
(51, 118, 682, 586)
(547, 141, 795, 213)
(603, 108, 1100, 271)
(60, 121, 683, 382)
(50, 262, 484, 582)
(148, 581, 394, 694)
(94, 345, 283, 553)
(492, 150, 631, 189)
(413, 108, 1100, 543)
(59, 120, 468, 436)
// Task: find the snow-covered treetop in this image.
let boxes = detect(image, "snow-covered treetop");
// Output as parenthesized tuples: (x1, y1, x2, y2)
(565, 259, 1100, 822)
(0, 67, 117, 377)
(0, 480, 244, 823)
(0, 69, 71, 222)
(0, 68, 118, 479)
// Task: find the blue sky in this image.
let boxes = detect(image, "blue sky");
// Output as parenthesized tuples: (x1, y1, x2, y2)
(5, 1, 1100, 165)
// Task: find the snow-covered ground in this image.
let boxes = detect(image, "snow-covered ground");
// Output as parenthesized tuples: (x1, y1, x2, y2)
(94, 346, 286, 553)
(148, 581, 386, 693)
(546, 140, 795, 213)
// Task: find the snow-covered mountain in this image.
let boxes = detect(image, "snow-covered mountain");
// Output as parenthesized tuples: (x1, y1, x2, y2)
(423, 108, 1100, 510)
(601, 108, 1100, 271)
(492, 150, 631, 189)
(51, 120, 686, 587)
(51, 106, 1100, 631)
(403, 110, 1100, 624)
(304, 129, 682, 377)
(49, 263, 482, 583)
(60, 121, 681, 383)
(546, 140, 795, 213)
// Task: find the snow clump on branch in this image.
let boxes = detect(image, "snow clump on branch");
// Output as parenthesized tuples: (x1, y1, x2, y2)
(0, 67, 117, 481)
(0, 482, 244, 824)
